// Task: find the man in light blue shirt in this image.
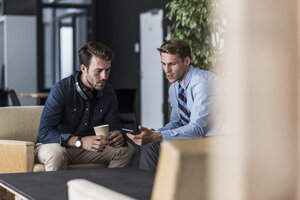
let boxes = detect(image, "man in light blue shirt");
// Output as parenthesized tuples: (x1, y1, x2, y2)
(127, 38, 217, 172)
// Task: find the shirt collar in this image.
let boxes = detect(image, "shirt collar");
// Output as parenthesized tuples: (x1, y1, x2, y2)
(178, 65, 194, 89)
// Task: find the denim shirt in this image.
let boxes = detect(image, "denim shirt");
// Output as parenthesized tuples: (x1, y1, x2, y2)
(159, 66, 219, 140)
(36, 72, 122, 146)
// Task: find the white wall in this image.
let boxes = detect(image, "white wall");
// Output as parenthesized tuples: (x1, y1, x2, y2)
(140, 9, 164, 129)
(1, 15, 37, 105)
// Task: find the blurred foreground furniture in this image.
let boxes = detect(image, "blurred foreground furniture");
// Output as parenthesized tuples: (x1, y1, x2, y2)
(67, 138, 217, 200)
(68, 179, 135, 200)
(152, 138, 214, 200)
(0, 106, 106, 173)
(0, 168, 154, 200)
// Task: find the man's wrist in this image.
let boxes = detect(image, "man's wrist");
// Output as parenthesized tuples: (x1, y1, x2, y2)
(152, 131, 162, 142)
(67, 136, 80, 147)
(75, 136, 82, 148)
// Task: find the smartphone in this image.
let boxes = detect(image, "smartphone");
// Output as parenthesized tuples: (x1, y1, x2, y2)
(122, 128, 138, 135)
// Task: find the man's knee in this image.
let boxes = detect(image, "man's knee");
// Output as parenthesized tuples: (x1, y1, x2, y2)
(114, 143, 135, 159)
(107, 143, 135, 167)
(140, 142, 160, 156)
(139, 142, 161, 172)
(35, 143, 68, 171)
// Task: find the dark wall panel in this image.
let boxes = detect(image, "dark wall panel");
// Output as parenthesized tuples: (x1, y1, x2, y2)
(95, 0, 168, 89)
(1, 0, 36, 15)
(95, 0, 170, 124)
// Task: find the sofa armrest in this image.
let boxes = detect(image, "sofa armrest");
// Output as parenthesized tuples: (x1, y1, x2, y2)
(0, 140, 35, 173)
(67, 179, 135, 200)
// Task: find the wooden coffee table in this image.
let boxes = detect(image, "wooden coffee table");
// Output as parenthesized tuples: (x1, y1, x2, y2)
(0, 182, 29, 200)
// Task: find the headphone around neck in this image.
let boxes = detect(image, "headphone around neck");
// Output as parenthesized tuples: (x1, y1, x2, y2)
(75, 72, 102, 101)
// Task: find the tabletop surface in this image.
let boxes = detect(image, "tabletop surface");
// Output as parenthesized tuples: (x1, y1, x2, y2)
(0, 168, 154, 200)
(20, 93, 49, 98)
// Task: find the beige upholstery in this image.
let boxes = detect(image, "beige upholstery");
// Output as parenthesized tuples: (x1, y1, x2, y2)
(0, 140, 35, 173)
(67, 138, 217, 200)
(0, 106, 42, 173)
(151, 138, 215, 200)
(0, 106, 107, 173)
(0, 106, 43, 142)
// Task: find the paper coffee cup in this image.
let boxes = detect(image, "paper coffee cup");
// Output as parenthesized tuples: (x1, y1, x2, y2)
(94, 124, 109, 138)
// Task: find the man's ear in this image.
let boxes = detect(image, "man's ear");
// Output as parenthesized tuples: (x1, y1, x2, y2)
(80, 64, 87, 74)
(184, 56, 191, 66)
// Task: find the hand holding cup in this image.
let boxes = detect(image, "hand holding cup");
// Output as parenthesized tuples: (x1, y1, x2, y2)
(94, 124, 109, 142)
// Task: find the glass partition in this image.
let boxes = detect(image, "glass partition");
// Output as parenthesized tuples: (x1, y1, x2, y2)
(38, 0, 93, 90)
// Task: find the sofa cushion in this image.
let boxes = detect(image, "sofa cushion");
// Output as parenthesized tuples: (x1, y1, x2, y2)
(0, 106, 43, 142)
(33, 164, 45, 172)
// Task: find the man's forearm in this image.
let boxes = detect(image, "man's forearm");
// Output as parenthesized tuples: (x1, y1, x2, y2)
(160, 123, 206, 140)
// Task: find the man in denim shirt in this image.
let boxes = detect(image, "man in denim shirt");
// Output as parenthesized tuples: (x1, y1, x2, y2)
(127, 39, 219, 172)
(35, 41, 134, 171)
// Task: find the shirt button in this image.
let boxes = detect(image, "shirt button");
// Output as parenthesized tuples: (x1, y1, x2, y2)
(86, 108, 89, 111)
(84, 123, 87, 126)
(100, 109, 103, 112)
(73, 108, 77, 111)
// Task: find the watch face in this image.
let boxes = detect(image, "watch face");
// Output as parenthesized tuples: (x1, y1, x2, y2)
(75, 140, 81, 148)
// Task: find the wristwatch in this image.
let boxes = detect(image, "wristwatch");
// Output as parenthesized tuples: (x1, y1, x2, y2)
(75, 136, 82, 148)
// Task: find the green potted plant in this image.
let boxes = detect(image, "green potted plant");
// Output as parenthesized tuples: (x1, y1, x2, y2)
(165, 0, 224, 71)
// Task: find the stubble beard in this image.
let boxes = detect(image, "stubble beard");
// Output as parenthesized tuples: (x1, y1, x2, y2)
(86, 74, 106, 91)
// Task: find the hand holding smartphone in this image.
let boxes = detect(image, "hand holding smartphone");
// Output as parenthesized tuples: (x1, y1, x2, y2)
(122, 128, 139, 135)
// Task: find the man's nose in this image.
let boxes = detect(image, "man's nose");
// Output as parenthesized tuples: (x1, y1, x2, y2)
(165, 66, 172, 73)
(100, 71, 108, 80)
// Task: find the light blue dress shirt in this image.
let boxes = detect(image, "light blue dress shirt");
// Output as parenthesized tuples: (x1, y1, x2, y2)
(159, 66, 218, 140)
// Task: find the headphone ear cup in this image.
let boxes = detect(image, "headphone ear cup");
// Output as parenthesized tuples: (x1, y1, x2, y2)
(75, 82, 88, 101)
(75, 72, 94, 101)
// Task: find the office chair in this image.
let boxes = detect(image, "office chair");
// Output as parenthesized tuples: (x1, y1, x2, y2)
(0, 89, 21, 106)
(7, 89, 21, 106)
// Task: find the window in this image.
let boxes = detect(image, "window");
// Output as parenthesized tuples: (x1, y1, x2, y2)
(37, 0, 95, 90)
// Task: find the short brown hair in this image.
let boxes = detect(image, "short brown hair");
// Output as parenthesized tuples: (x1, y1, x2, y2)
(78, 41, 114, 69)
(157, 38, 191, 61)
